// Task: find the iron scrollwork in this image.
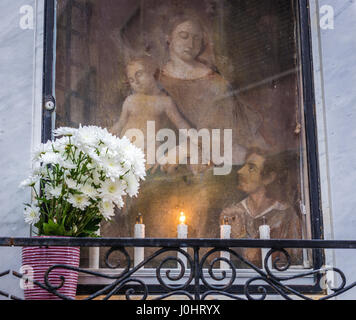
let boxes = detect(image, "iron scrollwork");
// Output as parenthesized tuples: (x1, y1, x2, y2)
(1, 238, 356, 300)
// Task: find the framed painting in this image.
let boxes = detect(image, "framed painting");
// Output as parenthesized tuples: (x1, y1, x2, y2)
(41, 0, 322, 271)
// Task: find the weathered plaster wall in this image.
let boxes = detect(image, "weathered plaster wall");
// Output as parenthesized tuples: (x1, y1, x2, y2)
(0, 0, 43, 299)
(311, 0, 356, 299)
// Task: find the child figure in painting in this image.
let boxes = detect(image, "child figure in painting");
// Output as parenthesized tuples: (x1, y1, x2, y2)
(111, 57, 202, 172)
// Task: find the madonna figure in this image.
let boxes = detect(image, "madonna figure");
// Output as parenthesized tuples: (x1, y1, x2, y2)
(159, 15, 266, 166)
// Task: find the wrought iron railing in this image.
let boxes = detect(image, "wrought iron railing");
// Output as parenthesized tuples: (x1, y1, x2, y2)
(1, 237, 356, 300)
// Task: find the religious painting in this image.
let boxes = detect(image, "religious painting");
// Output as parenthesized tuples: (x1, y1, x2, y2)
(54, 0, 312, 267)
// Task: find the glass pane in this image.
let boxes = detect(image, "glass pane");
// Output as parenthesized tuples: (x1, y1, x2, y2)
(55, 0, 311, 267)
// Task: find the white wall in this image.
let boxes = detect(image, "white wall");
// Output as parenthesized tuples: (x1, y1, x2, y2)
(311, 0, 356, 299)
(0, 0, 355, 299)
(0, 0, 41, 299)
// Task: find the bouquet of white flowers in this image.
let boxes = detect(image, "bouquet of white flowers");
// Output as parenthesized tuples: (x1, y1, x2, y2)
(20, 125, 146, 237)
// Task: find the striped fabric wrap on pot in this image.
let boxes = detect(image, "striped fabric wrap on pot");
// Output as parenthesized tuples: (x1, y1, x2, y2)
(22, 239, 80, 300)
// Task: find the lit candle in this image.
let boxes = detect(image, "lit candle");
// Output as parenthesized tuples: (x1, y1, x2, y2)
(134, 213, 145, 268)
(220, 216, 231, 270)
(177, 211, 188, 270)
(259, 219, 272, 270)
(177, 211, 188, 238)
(89, 228, 100, 269)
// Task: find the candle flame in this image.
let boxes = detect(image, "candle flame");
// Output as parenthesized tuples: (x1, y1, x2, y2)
(136, 213, 143, 224)
(220, 216, 229, 225)
(179, 211, 186, 224)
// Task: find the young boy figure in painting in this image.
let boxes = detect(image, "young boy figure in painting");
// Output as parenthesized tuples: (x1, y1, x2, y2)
(111, 57, 205, 172)
(220, 148, 303, 267)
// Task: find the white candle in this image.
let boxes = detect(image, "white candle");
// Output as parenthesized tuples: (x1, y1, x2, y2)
(89, 228, 100, 269)
(177, 212, 188, 270)
(259, 223, 272, 270)
(259, 224, 270, 239)
(220, 217, 231, 269)
(177, 224, 188, 239)
(134, 213, 145, 268)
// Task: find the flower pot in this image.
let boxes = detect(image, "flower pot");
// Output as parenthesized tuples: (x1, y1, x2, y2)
(22, 237, 80, 300)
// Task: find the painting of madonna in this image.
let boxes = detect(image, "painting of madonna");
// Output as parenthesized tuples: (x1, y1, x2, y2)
(54, 0, 312, 267)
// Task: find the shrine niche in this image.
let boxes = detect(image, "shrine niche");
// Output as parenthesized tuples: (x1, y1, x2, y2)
(54, 0, 311, 266)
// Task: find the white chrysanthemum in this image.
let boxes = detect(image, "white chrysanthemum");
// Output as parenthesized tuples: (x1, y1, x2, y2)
(98, 145, 118, 159)
(24, 205, 41, 225)
(48, 185, 62, 198)
(123, 172, 140, 197)
(80, 183, 98, 199)
(86, 148, 101, 163)
(65, 177, 79, 189)
(54, 127, 77, 137)
(32, 163, 47, 177)
(59, 158, 77, 170)
(68, 194, 90, 210)
(99, 200, 115, 220)
(21, 125, 146, 228)
(39, 151, 61, 166)
(100, 156, 125, 179)
(54, 136, 73, 155)
(101, 133, 119, 151)
(118, 135, 131, 148)
(113, 195, 124, 208)
(120, 143, 146, 179)
(19, 175, 40, 189)
(99, 179, 126, 201)
(91, 170, 103, 185)
(75, 125, 100, 147)
(32, 141, 52, 161)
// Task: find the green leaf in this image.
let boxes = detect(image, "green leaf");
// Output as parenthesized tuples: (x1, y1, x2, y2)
(42, 219, 66, 236)
(77, 230, 100, 238)
(83, 217, 102, 232)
